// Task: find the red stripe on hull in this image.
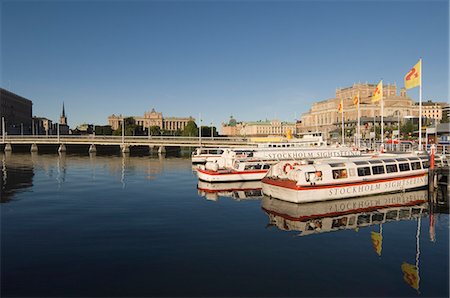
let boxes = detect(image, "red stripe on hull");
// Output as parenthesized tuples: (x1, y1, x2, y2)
(261, 173, 427, 190)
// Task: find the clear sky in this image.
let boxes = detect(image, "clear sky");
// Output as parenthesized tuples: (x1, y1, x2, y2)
(1, 0, 448, 128)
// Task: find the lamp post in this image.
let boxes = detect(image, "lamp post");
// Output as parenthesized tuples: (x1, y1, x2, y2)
(121, 117, 125, 144)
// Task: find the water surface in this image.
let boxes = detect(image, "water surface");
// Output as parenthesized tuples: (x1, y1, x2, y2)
(1, 153, 448, 297)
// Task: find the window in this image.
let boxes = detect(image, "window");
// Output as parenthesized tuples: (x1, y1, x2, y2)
(263, 164, 270, 170)
(386, 164, 398, 173)
(411, 162, 422, 170)
(330, 163, 346, 168)
(422, 161, 430, 168)
(368, 160, 383, 164)
(357, 167, 371, 176)
(372, 165, 385, 175)
(399, 163, 410, 172)
(333, 169, 348, 179)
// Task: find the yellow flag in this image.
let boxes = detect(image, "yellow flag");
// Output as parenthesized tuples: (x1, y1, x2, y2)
(353, 92, 359, 106)
(404, 59, 421, 90)
(338, 99, 343, 113)
(371, 231, 383, 256)
(372, 80, 383, 103)
(401, 262, 420, 290)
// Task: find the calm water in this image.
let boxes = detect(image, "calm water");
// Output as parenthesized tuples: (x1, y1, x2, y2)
(1, 153, 449, 297)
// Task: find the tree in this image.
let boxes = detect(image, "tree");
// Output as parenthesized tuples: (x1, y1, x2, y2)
(148, 126, 161, 136)
(182, 120, 198, 137)
(441, 112, 449, 123)
(112, 117, 143, 136)
(200, 126, 217, 137)
(95, 125, 112, 135)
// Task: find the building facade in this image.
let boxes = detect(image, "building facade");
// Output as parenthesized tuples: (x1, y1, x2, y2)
(108, 108, 195, 132)
(221, 116, 296, 137)
(298, 83, 420, 140)
(1, 88, 33, 135)
(419, 100, 447, 122)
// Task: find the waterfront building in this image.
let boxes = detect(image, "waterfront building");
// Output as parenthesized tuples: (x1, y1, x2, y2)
(108, 108, 195, 132)
(0, 88, 33, 135)
(419, 100, 447, 122)
(221, 116, 296, 137)
(32, 117, 53, 135)
(298, 83, 420, 141)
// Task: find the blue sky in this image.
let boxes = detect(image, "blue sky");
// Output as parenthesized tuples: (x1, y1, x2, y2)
(1, 0, 448, 128)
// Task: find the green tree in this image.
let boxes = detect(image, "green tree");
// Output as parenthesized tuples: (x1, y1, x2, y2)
(182, 120, 198, 137)
(95, 125, 112, 135)
(442, 111, 449, 123)
(148, 125, 161, 136)
(112, 117, 141, 136)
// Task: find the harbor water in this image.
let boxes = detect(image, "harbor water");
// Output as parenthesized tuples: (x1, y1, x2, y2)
(1, 153, 449, 297)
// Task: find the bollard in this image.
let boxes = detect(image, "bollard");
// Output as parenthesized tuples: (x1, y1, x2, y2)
(30, 143, 38, 153)
(121, 144, 130, 154)
(58, 144, 66, 153)
(89, 144, 97, 153)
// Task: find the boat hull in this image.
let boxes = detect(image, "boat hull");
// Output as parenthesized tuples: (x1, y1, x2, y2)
(261, 173, 428, 203)
(197, 168, 268, 182)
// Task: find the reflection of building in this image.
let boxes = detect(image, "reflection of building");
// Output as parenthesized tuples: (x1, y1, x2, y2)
(1, 155, 34, 203)
(298, 83, 420, 139)
(221, 116, 296, 137)
(108, 108, 195, 132)
(0, 88, 33, 135)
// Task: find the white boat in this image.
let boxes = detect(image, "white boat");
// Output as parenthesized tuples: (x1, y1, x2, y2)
(197, 158, 275, 182)
(261, 190, 428, 236)
(262, 154, 430, 203)
(197, 180, 263, 201)
(191, 134, 359, 164)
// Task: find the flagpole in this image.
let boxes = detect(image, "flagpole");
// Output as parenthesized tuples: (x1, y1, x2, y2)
(381, 80, 384, 145)
(419, 58, 423, 150)
(341, 101, 345, 145)
(357, 92, 361, 148)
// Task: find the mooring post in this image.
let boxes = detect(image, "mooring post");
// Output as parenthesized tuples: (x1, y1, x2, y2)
(30, 143, 38, 153)
(58, 144, 66, 153)
(89, 144, 97, 153)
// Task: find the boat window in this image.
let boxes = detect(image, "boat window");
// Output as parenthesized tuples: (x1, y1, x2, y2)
(411, 208, 422, 216)
(348, 216, 355, 226)
(382, 159, 396, 163)
(422, 160, 429, 168)
(306, 171, 323, 182)
(357, 167, 371, 176)
(396, 158, 407, 162)
(372, 165, 385, 175)
(354, 161, 369, 165)
(399, 209, 411, 219)
(372, 212, 384, 223)
(399, 163, 410, 172)
(245, 164, 261, 170)
(333, 169, 348, 179)
(411, 162, 422, 170)
(386, 164, 398, 173)
(332, 217, 348, 228)
(368, 160, 382, 164)
(407, 157, 420, 162)
(357, 214, 371, 225)
(263, 164, 270, 170)
(330, 163, 346, 168)
(386, 210, 398, 221)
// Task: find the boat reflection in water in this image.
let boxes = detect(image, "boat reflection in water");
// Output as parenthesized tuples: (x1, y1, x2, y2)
(197, 180, 263, 201)
(262, 189, 428, 236)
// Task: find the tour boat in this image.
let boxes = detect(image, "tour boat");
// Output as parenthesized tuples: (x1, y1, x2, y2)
(191, 134, 360, 164)
(261, 154, 430, 203)
(261, 190, 428, 236)
(196, 158, 276, 182)
(197, 180, 263, 201)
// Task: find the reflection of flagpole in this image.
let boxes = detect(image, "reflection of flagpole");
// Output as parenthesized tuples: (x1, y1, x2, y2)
(415, 210, 422, 290)
(381, 81, 384, 144)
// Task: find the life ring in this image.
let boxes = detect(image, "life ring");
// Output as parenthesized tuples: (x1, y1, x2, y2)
(283, 163, 293, 174)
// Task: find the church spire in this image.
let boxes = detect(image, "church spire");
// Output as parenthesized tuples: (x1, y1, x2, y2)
(62, 102, 66, 117)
